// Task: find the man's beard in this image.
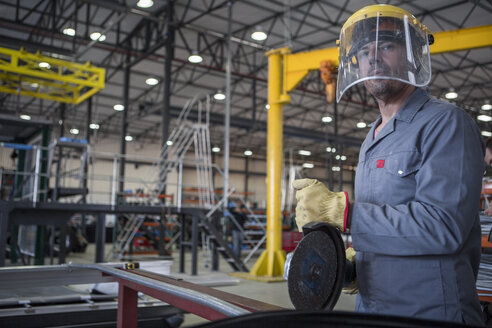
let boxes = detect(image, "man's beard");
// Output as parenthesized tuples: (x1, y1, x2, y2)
(364, 78, 406, 101)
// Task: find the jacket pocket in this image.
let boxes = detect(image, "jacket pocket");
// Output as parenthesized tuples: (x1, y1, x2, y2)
(360, 255, 445, 319)
(383, 150, 421, 177)
(370, 150, 421, 205)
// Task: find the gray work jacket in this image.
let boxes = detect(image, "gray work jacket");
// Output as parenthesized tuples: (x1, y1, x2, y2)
(351, 88, 484, 325)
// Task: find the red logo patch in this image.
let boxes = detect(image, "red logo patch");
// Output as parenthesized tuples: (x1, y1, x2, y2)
(376, 160, 385, 168)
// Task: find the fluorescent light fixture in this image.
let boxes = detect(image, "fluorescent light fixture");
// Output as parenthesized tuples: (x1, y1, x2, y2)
(20, 114, 31, 120)
(62, 27, 76, 36)
(244, 149, 253, 156)
(145, 77, 159, 86)
(125, 135, 133, 141)
(445, 88, 458, 100)
(113, 104, 124, 111)
(90, 32, 106, 42)
(302, 163, 314, 169)
(38, 62, 51, 69)
(188, 51, 203, 63)
(478, 115, 492, 122)
(322, 116, 333, 123)
(166, 140, 173, 146)
(356, 120, 367, 128)
(212, 146, 221, 153)
(298, 150, 311, 156)
(251, 26, 267, 41)
(482, 131, 492, 137)
(214, 91, 226, 100)
(332, 166, 340, 171)
(70, 128, 79, 135)
(89, 123, 100, 130)
(482, 100, 492, 111)
(326, 147, 336, 153)
(137, 0, 154, 8)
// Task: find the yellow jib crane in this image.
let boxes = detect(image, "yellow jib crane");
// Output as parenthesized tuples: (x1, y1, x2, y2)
(0, 46, 105, 104)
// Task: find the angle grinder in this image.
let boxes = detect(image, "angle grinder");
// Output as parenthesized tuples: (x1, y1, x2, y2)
(285, 221, 356, 310)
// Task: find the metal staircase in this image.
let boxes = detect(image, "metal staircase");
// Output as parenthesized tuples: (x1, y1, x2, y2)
(108, 214, 145, 260)
(142, 94, 215, 208)
(200, 217, 248, 271)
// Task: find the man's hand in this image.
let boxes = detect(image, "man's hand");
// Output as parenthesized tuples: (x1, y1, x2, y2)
(485, 204, 492, 216)
(342, 247, 358, 295)
(292, 178, 350, 232)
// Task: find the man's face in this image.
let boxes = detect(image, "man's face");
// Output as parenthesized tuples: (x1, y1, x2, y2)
(485, 148, 492, 167)
(357, 39, 406, 99)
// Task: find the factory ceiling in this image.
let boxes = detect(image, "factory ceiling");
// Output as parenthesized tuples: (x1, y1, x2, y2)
(0, 0, 491, 168)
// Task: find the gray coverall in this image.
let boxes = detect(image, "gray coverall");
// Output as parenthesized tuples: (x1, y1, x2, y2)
(351, 88, 484, 325)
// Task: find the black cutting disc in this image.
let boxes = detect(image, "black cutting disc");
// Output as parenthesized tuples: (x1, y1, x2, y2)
(287, 223, 345, 311)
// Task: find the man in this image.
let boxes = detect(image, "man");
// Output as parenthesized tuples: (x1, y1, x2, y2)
(293, 4, 484, 325)
(228, 202, 247, 257)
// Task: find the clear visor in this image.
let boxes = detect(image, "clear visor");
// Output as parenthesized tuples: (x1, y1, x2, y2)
(336, 14, 431, 102)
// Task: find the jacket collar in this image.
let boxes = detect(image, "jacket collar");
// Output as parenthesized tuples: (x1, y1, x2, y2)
(363, 88, 430, 152)
(393, 87, 430, 123)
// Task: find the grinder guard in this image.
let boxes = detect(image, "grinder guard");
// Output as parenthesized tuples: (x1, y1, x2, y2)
(287, 222, 355, 310)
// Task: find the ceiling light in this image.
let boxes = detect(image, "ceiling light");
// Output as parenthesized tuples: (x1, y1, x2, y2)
(20, 114, 31, 120)
(125, 135, 133, 142)
(334, 155, 348, 161)
(356, 120, 367, 128)
(212, 146, 221, 153)
(145, 77, 159, 86)
(30, 82, 39, 88)
(137, 0, 154, 8)
(70, 128, 79, 135)
(265, 104, 270, 109)
(482, 100, 492, 111)
(478, 114, 492, 122)
(298, 150, 311, 156)
(326, 147, 336, 153)
(322, 116, 332, 123)
(445, 88, 458, 100)
(166, 140, 173, 146)
(482, 131, 492, 137)
(251, 26, 267, 41)
(113, 104, 124, 111)
(62, 27, 76, 36)
(38, 62, 51, 69)
(214, 91, 226, 100)
(188, 51, 203, 63)
(302, 163, 314, 169)
(244, 149, 253, 156)
(90, 32, 106, 42)
(89, 123, 100, 130)
(332, 166, 340, 171)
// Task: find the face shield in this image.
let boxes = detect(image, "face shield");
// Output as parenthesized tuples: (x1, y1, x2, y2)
(336, 5, 433, 102)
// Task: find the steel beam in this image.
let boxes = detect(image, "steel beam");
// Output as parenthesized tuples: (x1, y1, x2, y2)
(0, 46, 105, 104)
(430, 24, 492, 54)
(250, 48, 288, 278)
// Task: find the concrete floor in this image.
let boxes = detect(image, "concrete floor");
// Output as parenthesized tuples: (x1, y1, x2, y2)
(66, 243, 356, 327)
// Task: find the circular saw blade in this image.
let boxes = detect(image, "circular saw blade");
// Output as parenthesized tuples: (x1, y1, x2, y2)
(287, 227, 345, 310)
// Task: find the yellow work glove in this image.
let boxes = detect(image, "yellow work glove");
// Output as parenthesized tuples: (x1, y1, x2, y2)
(292, 178, 350, 232)
(342, 247, 358, 295)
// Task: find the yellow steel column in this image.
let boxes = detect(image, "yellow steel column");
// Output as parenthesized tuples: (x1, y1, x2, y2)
(250, 48, 290, 278)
